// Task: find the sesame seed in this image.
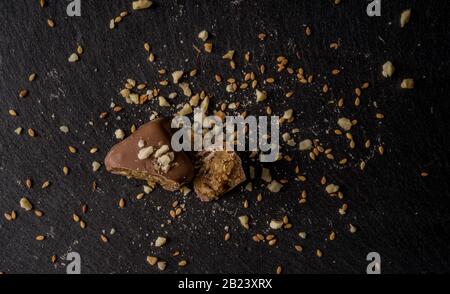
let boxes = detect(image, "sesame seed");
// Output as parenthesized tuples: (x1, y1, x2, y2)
(100, 234, 109, 243)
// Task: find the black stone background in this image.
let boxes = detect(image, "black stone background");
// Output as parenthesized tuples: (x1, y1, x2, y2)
(0, 0, 449, 274)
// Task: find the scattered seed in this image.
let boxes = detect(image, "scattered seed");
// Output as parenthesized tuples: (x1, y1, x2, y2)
(47, 19, 55, 28)
(119, 198, 126, 209)
(100, 234, 109, 243)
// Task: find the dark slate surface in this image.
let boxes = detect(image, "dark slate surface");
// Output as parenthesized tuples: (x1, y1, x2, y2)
(0, 0, 449, 274)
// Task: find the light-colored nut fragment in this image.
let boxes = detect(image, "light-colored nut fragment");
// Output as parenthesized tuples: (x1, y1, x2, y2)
(92, 161, 101, 172)
(204, 42, 213, 53)
(171, 70, 184, 84)
(158, 96, 170, 107)
(261, 168, 272, 183)
(256, 89, 267, 102)
(129, 93, 139, 104)
(154, 145, 170, 158)
(157, 153, 173, 170)
(200, 96, 209, 113)
(178, 103, 193, 116)
(157, 261, 167, 271)
(147, 256, 158, 266)
(270, 220, 284, 230)
(180, 186, 191, 196)
(401, 78, 414, 89)
(179, 82, 192, 97)
(267, 180, 283, 193)
(154, 236, 167, 247)
(326, 184, 340, 194)
(15, 127, 23, 135)
(20, 197, 33, 211)
(299, 139, 313, 151)
(239, 215, 249, 229)
(222, 50, 235, 60)
(143, 185, 153, 194)
(68, 53, 79, 63)
(282, 109, 293, 120)
(226, 83, 237, 93)
(138, 139, 145, 148)
(400, 9, 411, 28)
(132, 0, 152, 10)
(59, 126, 69, 133)
(115, 129, 125, 139)
(138, 146, 154, 160)
(382, 61, 395, 78)
(198, 30, 208, 42)
(337, 118, 352, 131)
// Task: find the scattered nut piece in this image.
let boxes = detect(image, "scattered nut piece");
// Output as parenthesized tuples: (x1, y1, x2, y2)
(157, 261, 167, 271)
(172, 70, 184, 84)
(92, 161, 101, 172)
(382, 61, 395, 78)
(267, 180, 283, 193)
(239, 215, 249, 229)
(337, 118, 352, 131)
(256, 89, 267, 102)
(68, 53, 79, 63)
(326, 184, 340, 194)
(198, 30, 208, 42)
(270, 220, 284, 230)
(400, 9, 411, 28)
(115, 129, 125, 140)
(299, 139, 313, 151)
(132, 0, 153, 10)
(20, 197, 33, 211)
(154, 237, 167, 247)
(147, 256, 158, 266)
(401, 78, 414, 89)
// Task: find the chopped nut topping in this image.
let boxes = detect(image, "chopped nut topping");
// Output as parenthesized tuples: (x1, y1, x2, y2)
(137, 146, 154, 160)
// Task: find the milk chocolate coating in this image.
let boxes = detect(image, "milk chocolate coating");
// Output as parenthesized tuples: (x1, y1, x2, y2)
(104, 118, 194, 191)
(193, 151, 246, 202)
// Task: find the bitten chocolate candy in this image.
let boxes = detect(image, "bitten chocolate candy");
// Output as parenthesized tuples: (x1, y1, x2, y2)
(104, 118, 194, 191)
(193, 150, 246, 202)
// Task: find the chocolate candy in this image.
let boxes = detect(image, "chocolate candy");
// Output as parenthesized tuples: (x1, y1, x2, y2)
(193, 150, 246, 202)
(104, 118, 194, 191)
